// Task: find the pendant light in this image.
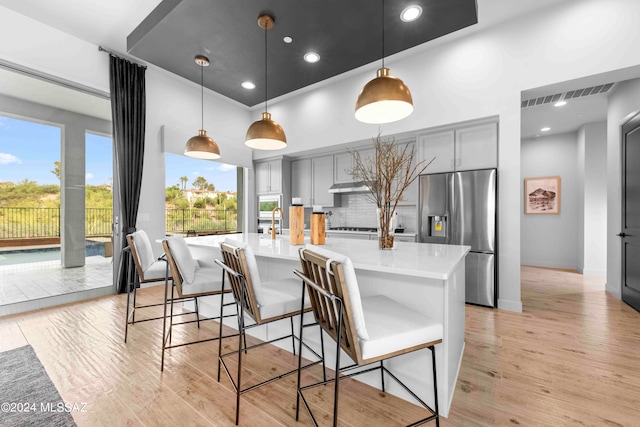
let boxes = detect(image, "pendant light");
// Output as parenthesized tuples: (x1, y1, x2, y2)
(245, 14, 287, 150)
(185, 55, 221, 159)
(355, 0, 413, 124)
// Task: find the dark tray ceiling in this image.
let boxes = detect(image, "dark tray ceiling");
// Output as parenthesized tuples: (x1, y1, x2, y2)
(128, 0, 477, 107)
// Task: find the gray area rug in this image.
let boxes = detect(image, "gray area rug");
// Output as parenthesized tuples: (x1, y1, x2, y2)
(0, 345, 76, 427)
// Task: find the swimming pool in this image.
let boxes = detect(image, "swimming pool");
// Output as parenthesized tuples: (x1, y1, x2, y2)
(0, 241, 107, 266)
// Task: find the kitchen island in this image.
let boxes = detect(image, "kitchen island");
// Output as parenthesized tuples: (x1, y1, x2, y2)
(185, 233, 469, 417)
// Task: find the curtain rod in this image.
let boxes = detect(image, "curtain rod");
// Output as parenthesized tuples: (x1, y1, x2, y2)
(98, 46, 148, 70)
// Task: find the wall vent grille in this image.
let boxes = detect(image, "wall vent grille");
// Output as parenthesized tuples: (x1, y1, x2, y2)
(521, 82, 614, 108)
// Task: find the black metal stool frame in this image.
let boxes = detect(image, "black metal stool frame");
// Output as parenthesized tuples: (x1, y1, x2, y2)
(215, 257, 326, 425)
(160, 246, 240, 371)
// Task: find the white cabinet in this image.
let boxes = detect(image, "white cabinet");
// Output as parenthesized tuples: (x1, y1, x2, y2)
(395, 142, 419, 205)
(455, 123, 498, 171)
(418, 131, 455, 174)
(334, 152, 354, 183)
(291, 159, 312, 205)
(255, 159, 283, 195)
(394, 234, 417, 243)
(418, 122, 498, 173)
(291, 156, 340, 207)
(312, 156, 337, 207)
(327, 232, 370, 240)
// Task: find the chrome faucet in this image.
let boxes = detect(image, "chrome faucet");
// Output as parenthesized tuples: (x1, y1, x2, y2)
(271, 207, 283, 240)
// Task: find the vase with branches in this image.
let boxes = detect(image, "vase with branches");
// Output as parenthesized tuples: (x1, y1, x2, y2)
(349, 134, 433, 249)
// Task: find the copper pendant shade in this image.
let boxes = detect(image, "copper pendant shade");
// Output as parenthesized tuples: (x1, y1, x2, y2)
(245, 14, 287, 150)
(185, 55, 221, 159)
(355, 67, 413, 124)
(355, 1, 414, 124)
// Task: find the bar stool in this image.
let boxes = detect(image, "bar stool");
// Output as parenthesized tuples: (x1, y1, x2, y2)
(161, 235, 238, 371)
(123, 230, 169, 343)
(215, 239, 324, 425)
(295, 246, 442, 427)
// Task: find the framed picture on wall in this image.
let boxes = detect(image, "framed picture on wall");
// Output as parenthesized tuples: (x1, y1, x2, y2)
(524, 176, 561, 214)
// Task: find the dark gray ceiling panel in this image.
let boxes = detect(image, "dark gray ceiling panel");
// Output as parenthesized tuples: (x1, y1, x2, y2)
(128, 0, 478, 106)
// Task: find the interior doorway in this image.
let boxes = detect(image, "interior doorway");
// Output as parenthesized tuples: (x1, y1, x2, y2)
(621, 112, 640, 311)
(520, 76, 609, 278)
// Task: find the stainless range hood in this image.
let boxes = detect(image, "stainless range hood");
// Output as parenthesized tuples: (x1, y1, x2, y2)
(328, 181, 370, 194)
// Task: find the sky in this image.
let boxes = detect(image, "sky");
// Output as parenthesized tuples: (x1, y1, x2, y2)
(0, 115, 237, 191)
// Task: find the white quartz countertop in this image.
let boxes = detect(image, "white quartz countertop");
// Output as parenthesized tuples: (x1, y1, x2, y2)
(304, 229, 417, 237)
(186, 233, 469, 281)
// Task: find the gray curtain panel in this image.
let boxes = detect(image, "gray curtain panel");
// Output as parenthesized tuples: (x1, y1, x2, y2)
(109, 55, 146, 294)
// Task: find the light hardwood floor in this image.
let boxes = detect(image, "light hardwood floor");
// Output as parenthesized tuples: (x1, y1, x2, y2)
(1, 266, 639, 426)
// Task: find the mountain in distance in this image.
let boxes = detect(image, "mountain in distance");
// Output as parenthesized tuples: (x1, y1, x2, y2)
(529, 188, 556, 199)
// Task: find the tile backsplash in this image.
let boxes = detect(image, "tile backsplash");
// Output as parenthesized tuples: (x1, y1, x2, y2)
(322, 193, 418, 233)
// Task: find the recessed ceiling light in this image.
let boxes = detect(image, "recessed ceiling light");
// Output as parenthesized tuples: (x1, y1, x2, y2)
(541, 127, 551, 132)
(400, 5, 423, 22)
(554, 100, 567, 107)
(283, 36, 293, 44)
(241, 81, 256, 89)
(304, 52, 320, 63)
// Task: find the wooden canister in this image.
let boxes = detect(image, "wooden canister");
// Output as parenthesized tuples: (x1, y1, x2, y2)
(310, 213, 326, 245)
(289, 206, 305, 245)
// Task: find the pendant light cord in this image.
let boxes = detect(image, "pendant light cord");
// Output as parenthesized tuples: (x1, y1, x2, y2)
(200, 61, 204, 129)
(381, 0, 385, 69)
(264, 23, 268, 113)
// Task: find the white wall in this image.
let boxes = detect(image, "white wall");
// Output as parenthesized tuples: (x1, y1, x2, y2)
(606, 78, 640, 298)
(577, 127, 586, 272)
(582, 121, 608, 275)
(521, 133, 579, 269)
(254, 0, 640, 311)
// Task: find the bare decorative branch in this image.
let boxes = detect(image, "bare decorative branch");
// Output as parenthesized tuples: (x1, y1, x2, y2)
(348, 133, 434, 248)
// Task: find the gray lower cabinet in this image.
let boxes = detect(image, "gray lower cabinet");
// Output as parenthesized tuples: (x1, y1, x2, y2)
(394, 234, 417, 242)
(326, 232, 370, 240)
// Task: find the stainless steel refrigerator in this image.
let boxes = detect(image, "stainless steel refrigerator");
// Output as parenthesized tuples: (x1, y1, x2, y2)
(419, 169, 497, 307)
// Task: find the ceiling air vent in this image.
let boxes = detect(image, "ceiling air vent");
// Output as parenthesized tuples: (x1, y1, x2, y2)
(521, 82, 614, 108)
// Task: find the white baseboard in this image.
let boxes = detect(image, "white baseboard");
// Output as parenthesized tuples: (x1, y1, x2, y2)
(521, 260, 576, 270)
(582, 268, 606, 276)
(497, 298, 522, 313)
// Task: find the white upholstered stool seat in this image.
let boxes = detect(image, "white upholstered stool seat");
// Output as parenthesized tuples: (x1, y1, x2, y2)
(259, 279, 311, 321)
(360, 295, 443, 360)
(180, 266, 224, 295)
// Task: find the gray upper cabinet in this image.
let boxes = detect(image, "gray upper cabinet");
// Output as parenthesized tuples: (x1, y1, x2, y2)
(334, 152, 354, 183)
(396, 141, 419, 205)
(455, 122, 498, 171)
(418, 122, 498, 174)
(291, 156, 340, 207)
(291, 159, 312, 205)
(418, 130, 456, 174)
(255, 159, 284, 195)
(312, 156, 337, 207)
